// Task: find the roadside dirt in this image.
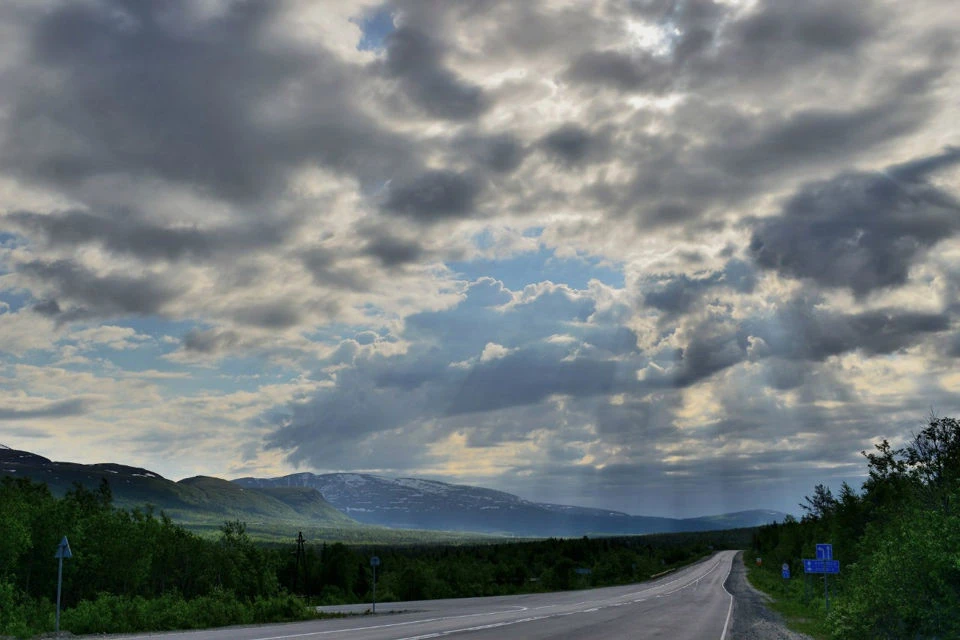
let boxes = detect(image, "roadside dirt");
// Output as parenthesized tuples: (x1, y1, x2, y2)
(724, 551, 814, 640)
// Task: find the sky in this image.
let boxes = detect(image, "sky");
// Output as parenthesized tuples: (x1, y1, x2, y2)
(1, 0, 958, 519)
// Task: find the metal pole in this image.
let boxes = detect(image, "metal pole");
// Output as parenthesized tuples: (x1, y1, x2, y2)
(372, 565, 377, 613)
(824, 575, 829, 614)
(55, 554, 63, 634)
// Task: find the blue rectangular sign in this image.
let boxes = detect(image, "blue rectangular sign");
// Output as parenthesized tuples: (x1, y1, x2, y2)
(816, 544, 833, 560)
(803, 559, 840, 574)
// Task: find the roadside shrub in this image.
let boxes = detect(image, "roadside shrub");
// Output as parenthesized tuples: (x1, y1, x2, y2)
(58, 588, 314, 635)
(0, 580, 52, 639)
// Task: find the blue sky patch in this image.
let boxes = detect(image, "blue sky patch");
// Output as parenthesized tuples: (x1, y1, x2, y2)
(448, 248, 625, 290)
(356, 6, 395, 51)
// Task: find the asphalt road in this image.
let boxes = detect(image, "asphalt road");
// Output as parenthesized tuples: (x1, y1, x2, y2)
(105, 550, 736, 640)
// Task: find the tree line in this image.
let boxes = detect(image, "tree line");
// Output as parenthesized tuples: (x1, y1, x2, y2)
(751, 415, 960, 639)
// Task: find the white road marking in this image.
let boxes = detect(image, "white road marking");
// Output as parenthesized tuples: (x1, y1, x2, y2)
(720, 555, 735, 640)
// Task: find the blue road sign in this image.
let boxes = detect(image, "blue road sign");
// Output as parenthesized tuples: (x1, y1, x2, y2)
(816, 544, 833, 560)
(782, 567, 790, 579)
(54, 536, 72, 559)
(803, 559, 840, 574)
(370, 556, 381, 567)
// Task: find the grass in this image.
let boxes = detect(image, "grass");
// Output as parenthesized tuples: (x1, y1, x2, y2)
(744, 557, 832, 639)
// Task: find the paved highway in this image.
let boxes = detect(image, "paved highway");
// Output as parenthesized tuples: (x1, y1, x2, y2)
(107, 550, 736, 640)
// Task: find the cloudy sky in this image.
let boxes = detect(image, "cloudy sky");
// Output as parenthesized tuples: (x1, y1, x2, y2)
(1, 0, 958, 518)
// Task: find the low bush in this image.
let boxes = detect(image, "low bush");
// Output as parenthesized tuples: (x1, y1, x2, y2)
(59, 589, 315, 635)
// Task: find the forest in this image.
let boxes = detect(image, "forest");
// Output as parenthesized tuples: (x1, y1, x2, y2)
(0, 473, 745, 637)
(750, 415, 960, 639)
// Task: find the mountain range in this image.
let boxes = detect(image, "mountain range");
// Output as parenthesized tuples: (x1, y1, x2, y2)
(235, 471, 785, 536)
(1, 446, 785, 537)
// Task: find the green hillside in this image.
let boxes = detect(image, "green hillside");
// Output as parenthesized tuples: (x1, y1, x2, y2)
(0, 449, 355, 530)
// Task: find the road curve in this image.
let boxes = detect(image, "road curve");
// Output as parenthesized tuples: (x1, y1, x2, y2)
(102, 550, 736, 640)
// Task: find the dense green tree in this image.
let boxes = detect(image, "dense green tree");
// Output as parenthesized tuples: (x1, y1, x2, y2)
(752, 414, 960, 639)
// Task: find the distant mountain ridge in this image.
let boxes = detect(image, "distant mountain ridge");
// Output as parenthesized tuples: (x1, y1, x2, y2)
(1, 447, 786, 537)
(0, 448, 353, 528)
(234, 471, 786, 536)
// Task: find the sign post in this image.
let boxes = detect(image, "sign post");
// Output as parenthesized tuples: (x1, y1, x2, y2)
(370, 556, 380, 613)
(803, 544, 838, 615)
(54, 536, 72, 634)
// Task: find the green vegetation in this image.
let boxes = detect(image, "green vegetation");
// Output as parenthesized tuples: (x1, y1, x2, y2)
(750, 415, 960, 639)
(745, 559, 830, 639)
(0, 473, 747, 637)
(0, 478, 330, 638)
(287, 528, 751, 605)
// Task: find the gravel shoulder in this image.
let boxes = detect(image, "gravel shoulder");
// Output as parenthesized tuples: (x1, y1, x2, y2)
(724, 551, 814, 640)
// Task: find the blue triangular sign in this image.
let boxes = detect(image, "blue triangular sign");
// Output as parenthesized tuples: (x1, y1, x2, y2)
(54, 536, 72, 559)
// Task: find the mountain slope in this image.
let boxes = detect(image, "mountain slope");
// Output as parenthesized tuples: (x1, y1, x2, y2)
(234, 472, 787, 536)
(0, 448, 353, 527)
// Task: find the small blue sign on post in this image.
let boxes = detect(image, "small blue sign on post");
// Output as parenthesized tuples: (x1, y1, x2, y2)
(804, 547, 840, 614)
(781, 563, 790, 579)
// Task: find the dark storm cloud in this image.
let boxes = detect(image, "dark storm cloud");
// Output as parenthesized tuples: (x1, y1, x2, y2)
(361, 231, 425, 267)
(300, 248, 372, 290)
(0, 398, 89, 421)
(234, 303, 304, 330)
(5, 0, 417, 201)
(641, 259, 756, 315)
(31, 300, 61, 317)
(540, 124, 603, 166)
(448, 348, 620, 415)
(745, 300, 952, 362)
(642, 290, 952, 389)
(454, 133, 527, 174)
(731, 0, 874, 55)
(666, 330, 746, 388)
(566, 50, 671, 92)
(567, 0, 879, 98)
(17, 260, 176, 320)
(713, 100, 926, 178)
(749, 148, 960, 296)
(8, 209, 289, 262)
(182, 328, 242, 354)
(382, 170, 482, 221)
(382, 26, 488, 120)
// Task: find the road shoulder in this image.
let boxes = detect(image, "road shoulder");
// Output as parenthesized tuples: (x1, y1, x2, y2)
(724, 551, 813, 640)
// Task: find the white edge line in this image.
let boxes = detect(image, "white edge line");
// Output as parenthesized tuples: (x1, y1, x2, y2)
(719, 553, 735, 640)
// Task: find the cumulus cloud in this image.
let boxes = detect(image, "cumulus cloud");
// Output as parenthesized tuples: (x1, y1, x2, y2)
(750, 148, 960, 296)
